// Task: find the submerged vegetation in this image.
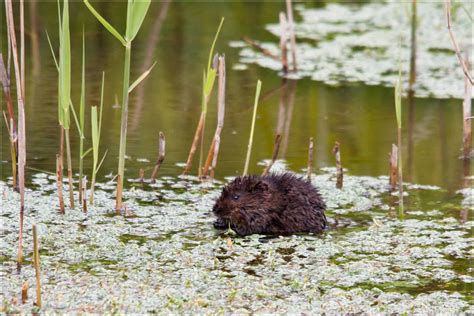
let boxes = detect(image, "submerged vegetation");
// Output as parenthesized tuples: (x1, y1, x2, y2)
(0, 0, 472, 313)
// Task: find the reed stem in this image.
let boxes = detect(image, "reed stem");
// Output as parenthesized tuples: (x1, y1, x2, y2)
(333, 141, 343, 189)
(262, 134, 282, 176)
(150, 132, 166, 183)
(243, 80, 262, 176)
(65, 128, 74, 208)
(116, 44, 132, 213)
(307, 137, 314, 181)
(389, 144, 398, 190)
(32, 224, 42, 308)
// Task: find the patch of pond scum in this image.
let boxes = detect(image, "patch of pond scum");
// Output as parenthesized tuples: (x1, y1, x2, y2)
(0, 167, 473, 313)
(231, 1, 471, 99)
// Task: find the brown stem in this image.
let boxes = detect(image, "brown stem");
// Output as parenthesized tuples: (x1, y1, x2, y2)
(408, 0, 417, 92)
(285, 0, 298, 72)
(56, 154, 65, 214)
(65, 129, 75, 208)
(462, 49, 472, 159)
(332, 141, 343, 189)
(32, 224, 42, 308)
(21, 281, 28, 304)
(151, 132, 166, 183)
(183, 112, 206, 175)
(262, 134, 282, 176)
(242, 36, 279, 61)
(445, 0, 473, 85)
(389, 144, 398, 190)
(82, 177, 87, 214)
(279, 12, 288, 74)
(210, 135, 221, 179)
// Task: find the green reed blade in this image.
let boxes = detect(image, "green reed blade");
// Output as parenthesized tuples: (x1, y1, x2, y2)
(83, 0, 126, 46)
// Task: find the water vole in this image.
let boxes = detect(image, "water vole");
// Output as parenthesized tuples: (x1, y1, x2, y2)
(212, 173, 327, 236)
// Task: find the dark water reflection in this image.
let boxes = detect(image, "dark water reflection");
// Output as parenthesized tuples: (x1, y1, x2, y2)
(0, 1, 469, 197)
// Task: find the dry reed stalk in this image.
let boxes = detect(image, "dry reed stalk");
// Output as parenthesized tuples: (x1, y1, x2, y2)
(82, 177, 87, 213)
(462, 48, 472, 159)
(285, 0, 297, 72)
(262, 134, 282, 176)
(6, 0, 27, 272)
(151, 132, 166, 183)
(242, 36, 279, 61)
(389, 144, 398, 190)
(203, 56, 226, 177)
(32, 224, 41, 308)
(56, 154, 65, 214)
(307, 137, 314, 182)
(2, 113, 17, 188)
(139, 168, 145, 183)
(21, 281, 28, 304)
(0, 55, 15, 131)
(408, 0, 417, 92)
(332, 142, 343, 189)
(65, 129, 74, 208)
(279, 12, 288, 74)
(445, 0, 473, 85)
(183, 112, 206, 175)
(210, 135, 220, 179)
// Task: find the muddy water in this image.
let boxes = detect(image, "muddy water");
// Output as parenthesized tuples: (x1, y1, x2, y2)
(0, 1, 472, 313)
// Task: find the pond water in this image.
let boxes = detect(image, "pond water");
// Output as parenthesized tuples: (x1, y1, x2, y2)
(0, 1, 472, 313)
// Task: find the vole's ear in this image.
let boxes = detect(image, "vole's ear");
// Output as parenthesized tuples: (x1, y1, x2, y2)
(251, 180, 268, 192)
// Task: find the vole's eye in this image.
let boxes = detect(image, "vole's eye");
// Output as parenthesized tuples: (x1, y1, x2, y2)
(232, 194, 240, 200)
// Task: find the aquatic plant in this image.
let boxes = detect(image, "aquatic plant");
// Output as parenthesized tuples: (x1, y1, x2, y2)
(183, 18, 224, 176)
(78, 31, 86, 203)
(395, 61, 404, 217)
(57, 0, 75, 209)
(150, 132, 166, 183)
(332, 141, 343, 189)
(32, 224, 42, 308)
(83, 0, 152, 212)
(90, 72, 107, 205)
(243, 80, 262, 176)
(5, 0, 27, 271)
(262, 134, 282, 176)
(202, 55, 226, 178)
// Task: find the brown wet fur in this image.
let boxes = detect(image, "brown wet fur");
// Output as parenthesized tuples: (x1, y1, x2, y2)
(212, 173, 327, 236)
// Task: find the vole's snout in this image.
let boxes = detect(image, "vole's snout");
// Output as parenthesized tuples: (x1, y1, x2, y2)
(212, 204, 222, 214)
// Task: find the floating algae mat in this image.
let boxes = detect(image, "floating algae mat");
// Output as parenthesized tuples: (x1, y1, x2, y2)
(232, 1, 471, 99)
(1, 168, 473, 313)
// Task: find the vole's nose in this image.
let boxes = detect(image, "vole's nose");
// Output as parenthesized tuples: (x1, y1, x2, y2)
(212, 205, 221, 214)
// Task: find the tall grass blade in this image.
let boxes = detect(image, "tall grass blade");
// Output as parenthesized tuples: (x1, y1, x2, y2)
(243, 80, 262, 176)
(128, 61, 156, 94)
(83, 0, 126, 46)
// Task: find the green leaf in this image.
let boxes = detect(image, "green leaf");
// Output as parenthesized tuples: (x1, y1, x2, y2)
(204, 68, 216, 98)
(80, 29, 86, 132)
(81, 147, 93, 159)
(128, 61, 156, 94)
(126, 0, 151, 42)
(45, 30, 59, 71)
(207, 17, 224, 73)
(83, 0, 127, 46)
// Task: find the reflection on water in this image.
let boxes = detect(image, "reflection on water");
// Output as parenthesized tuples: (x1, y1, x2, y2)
(0, 1, 469, 197)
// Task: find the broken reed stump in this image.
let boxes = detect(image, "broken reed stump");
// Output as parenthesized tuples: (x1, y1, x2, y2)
(307, 137, 314, 182)
(21, 281, 28, 304)
(56, 154, 65, 214)
(389, 144, 399, 190)
(332, 142, 343, 189)
(32, 224, 42, 308)
(203, 55, 226, 178)
(285, 0, 297, 72)
(210, 135, 221, 179)
(242, 36, 279, 61)
(81, 177, 87, 213)
(139, 168, 145, 184)
(262, 134, 282, 176)
(279, 12, 289, 74)
(151, 131, 166, 183)
(462, 48, 472, 159)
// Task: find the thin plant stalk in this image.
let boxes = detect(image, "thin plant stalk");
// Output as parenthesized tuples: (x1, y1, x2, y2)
(462, 49, 472, 159)
(332, 141, 343, 189)
(90, 72, 106, 205)
(203, 55, 226, 177)
(285, 0, 297, 71)
(279, 12, 288, 74)
(389, 144, 398, 190)
(21, 281, 28, 304)
(307, 137, 314, 182)
(210, 135, 220, 179)
(6, 0, 27, 271)
(32, 224, 42, 308)
(82, 177, 87, 213)
(395, 65, 404, 217)
(262, 134, 282, 176)
(445, 0, 473, 85)
(408, 0, 417, 92)
(56, 154, 65, 214)
(78, 31, 86, 203)
(243, 80, 262, 176)
(150, 132, 166, 183)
